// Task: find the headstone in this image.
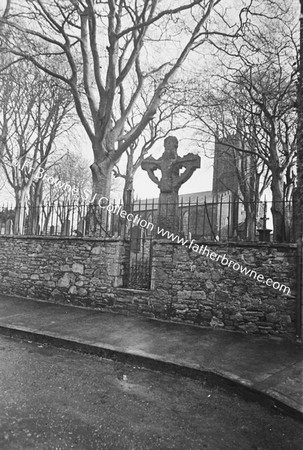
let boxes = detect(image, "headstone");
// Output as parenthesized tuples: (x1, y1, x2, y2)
(141, 136, 200, 232)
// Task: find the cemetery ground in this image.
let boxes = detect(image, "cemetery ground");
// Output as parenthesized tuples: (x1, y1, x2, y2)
(0, 334, 302, 450)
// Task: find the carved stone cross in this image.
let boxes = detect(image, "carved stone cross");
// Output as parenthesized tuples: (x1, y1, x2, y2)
(141, 136, 200, 232)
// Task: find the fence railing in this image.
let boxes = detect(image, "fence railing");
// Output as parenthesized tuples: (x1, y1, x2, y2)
(0, 196, 296, 243)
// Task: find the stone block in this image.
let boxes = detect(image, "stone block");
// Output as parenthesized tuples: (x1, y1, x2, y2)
(239, 322, 258, 333)
(257, 324, 272, 330)
(211, 272, 221, 281)
(68, 286, 77, 295)
(94, 268, 104, 278)
(113, 276, 123, 287)
(91, 246, 102, 255)
(215, 291, 229, 302)
(57, 273, 75, 288)
(85, 269, 94, 276)
(205, 280, 214, 290)
(191, 291, 207, 300)
(200, 311, 212, 319)
(224, 320, 234, 326)
(78, 288, 88, 296)
(8, 271, 19, 278)
(280, 315, 292, 324)
(51, 289, 61, 298)
(30, 274, 39, 280)
(177, 291, 192, 300)
(107, 264, 119, 276)
(196, 273, 209, 280)
(72, 263, 84, 274)
(230, 312, 243, 322)
(210, 316, 224, 327)
(242, 311, 262, 318)
(266, 312, 281, 323)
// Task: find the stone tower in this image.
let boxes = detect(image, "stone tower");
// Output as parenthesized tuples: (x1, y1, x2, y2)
(212, 134, 258, 240)
(212, 136, 239, 195)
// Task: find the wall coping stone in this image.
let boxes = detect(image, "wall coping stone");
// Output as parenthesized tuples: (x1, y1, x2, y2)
(0, 235, 295, 250)
(116, 288, 151, 295)
(0, 235, 126, 243)
(153, 238, 297, 251)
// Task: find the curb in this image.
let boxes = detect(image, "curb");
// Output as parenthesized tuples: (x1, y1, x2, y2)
(0, 324, 302, 423)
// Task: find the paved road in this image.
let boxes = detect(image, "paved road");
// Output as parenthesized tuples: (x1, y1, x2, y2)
(0, 335, 302, 450)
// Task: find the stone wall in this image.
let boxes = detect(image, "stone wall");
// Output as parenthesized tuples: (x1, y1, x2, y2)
(150, 240, 297, 338)
(0, 236, 298, 338)
(0, 236, 127, 308)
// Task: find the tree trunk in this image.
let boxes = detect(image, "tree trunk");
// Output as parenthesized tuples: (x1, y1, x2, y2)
(244, 203, 256, 241)
(14, 187, 29, 235)
(89, 157, 114, 236)
(29, 179, 43, 234)
(123, 177, 134, 213)
(123, 149, 135, 212)
(271, 170, 285, 242)
(241, 161, 259, 241)
(269, 132, 287, 242)
(90, 159, 114, 201)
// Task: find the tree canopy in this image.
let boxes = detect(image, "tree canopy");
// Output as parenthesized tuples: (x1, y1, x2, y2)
(0, 0, 255, 198)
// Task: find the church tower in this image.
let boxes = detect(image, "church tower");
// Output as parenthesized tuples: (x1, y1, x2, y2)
(212, 134, 258, 240)
(212, 136, 239, 195)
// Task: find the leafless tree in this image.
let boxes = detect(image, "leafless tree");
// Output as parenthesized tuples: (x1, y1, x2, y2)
(0, 60, 74, 233)
(33, 150, 92, 234)
(178, 1, 298, 241)
(0, 0, 256, 201)
(113, 92, 190, 210)
(42, 151, 92, 203)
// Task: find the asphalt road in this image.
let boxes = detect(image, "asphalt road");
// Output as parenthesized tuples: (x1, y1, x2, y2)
(0, 335, 302, 450)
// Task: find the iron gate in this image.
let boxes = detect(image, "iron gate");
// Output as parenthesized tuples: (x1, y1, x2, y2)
(124, 225, 153, 290)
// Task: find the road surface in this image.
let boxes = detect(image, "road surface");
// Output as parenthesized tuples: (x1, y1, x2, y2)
(0, 334, 302, 449)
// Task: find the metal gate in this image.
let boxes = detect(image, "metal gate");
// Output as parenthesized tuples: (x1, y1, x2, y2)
(124, 225, 153, 290)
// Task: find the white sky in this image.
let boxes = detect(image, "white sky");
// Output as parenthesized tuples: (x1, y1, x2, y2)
(0, 0, 7, 14)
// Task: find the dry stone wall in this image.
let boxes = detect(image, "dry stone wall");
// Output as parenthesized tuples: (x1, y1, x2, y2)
(151, 240, 297, 338)
(0, 236, 127, 308)
(0, 236, 298, 338)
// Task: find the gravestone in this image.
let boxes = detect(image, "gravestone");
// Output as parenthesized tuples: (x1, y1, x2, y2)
(141, 136, 200, 232)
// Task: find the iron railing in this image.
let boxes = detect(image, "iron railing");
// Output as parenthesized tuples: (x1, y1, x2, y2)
(0, 196, 296, 243)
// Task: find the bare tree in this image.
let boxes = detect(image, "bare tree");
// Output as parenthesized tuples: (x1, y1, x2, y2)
(179, 1, 298, 241)
(113, 93, 190, 210)
(42, 151, 91, 203)
(0, 0, 255, 201)
(0, 60, 74, 233)
(32, 150, 91, 234)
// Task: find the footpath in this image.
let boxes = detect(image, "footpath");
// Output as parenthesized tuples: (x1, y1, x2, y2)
(0, 294, 302, 421)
